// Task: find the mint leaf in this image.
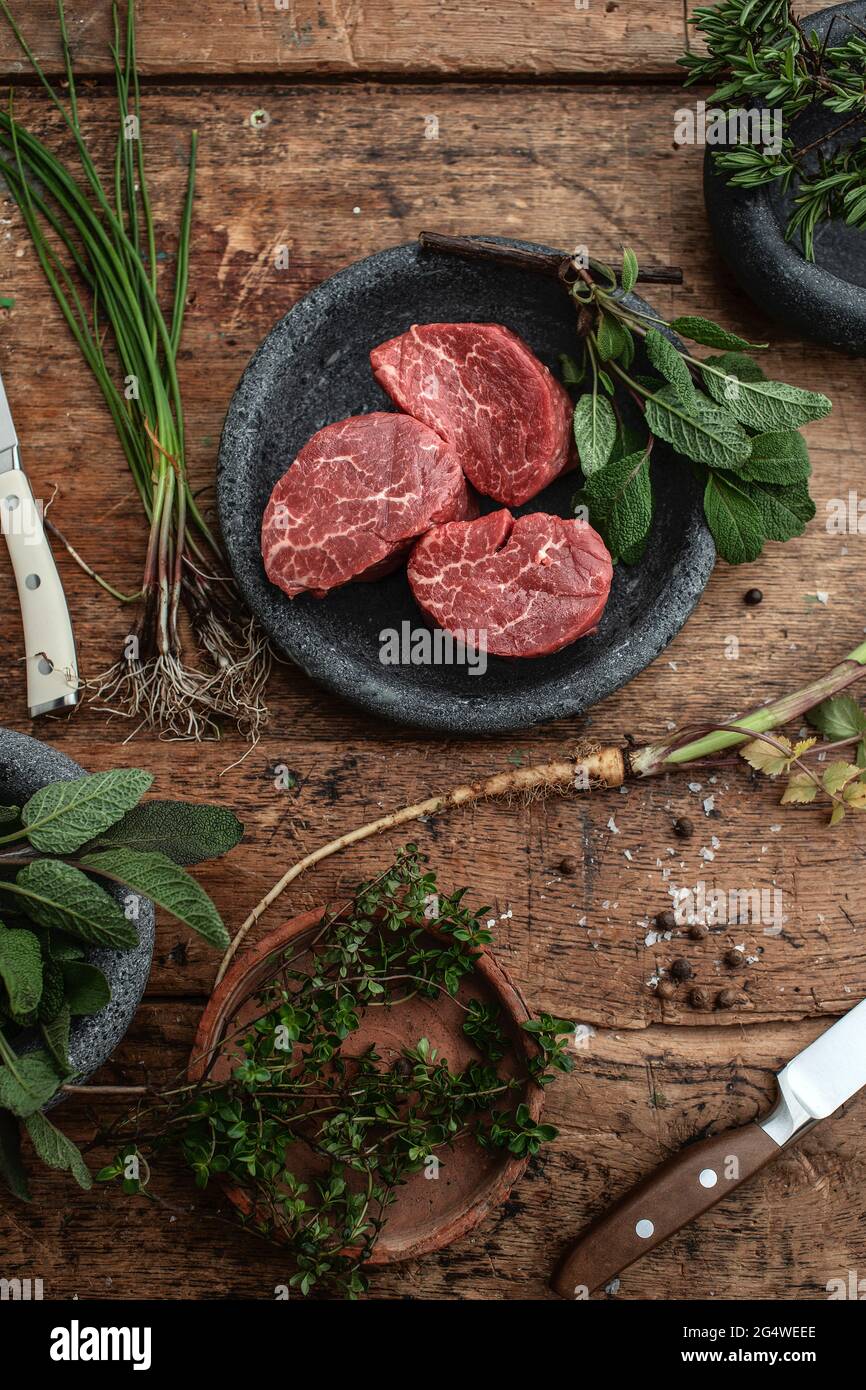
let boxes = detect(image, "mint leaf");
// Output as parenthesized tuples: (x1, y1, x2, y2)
(60, 962, 111, 1016)
(0, 927, 43, 1018)
(583, 450, 653, 564)
(807, 696, 866, 740)
(86, 799, 244, 867)
(0, 1112, 30, 1201)
(11, 861, 139, 950)
(739, 429, 811, 484)
(668, 316, 766, 351)
(621, 247, 639, 295)
(573, 392, 616, 476)
(740, 478, 816, 541)
(644, 385, 751, 469)
(24, 1112, 92, 1191)
(81, 848, 230, 950)
(23, 769, 153, 855)
(703, 370, 832, 431)
(645, 327, 696, 408)
(703, 474, 766, 563)
(0, 1049, 62, 1117)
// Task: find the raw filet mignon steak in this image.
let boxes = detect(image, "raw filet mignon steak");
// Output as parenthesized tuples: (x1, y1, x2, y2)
(407, 510, 613, 659)
(261, 413, 474, 599)
(370, 323, 574, 507)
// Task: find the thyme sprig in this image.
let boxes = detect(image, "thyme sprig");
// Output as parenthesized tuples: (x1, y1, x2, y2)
(98, 848, 573, 1299)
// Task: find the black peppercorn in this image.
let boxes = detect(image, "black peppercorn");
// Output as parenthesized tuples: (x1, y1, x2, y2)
(673, 816, 694, 839)
(559, 855, 579, 875)
(670, 957, 694, 982)
(744, 588, 763, 606)
(655, 909, 677, 932)
(724, 947, 745, 968)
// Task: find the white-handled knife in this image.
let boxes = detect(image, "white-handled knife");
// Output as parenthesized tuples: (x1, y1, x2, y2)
(0, 368, 80, 717)
(552, 993, 866, 1297)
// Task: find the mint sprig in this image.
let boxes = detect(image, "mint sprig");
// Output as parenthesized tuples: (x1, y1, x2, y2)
(564, 247, 829, 564)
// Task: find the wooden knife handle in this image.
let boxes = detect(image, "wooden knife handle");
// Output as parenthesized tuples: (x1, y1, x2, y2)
(551, 1122, 780, 1299)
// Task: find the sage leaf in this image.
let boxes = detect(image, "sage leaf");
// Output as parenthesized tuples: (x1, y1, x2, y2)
(645, 385, 751, 469)
(621, 247, 639, 294)
(573, 391, 616, 476)
(807, 695, 866, 740)
(40, 1004, 73, 1077)
(0, 1049, 62, 1117)
(23, 769, 153, 855)
(24, 1112, 92, 1191)
(559, 352, 585, 387)
(645, 327, 697, 407)
(81, 848, 230, 949)
(0, 805, 20, 826)
(0, 927, 43, 1018)
(740, 478, 816, 541)
(668, 316, 766, 351)
(596, 312, 632, 363)
(583, 450, 653, 564)
(702, 351, 766, 383)
(12, 861, 139, 950)
(86, 799, 244, 866)
(739, 429, 811, 484)
(703, 474, 766, 564)
(0, 1111, 31, 1201)
(703, 370, 832, 431)
(60, 961, 112, 1016)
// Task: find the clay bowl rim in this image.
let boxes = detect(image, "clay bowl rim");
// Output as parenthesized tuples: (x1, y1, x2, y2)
(190, 906, 544, 1265)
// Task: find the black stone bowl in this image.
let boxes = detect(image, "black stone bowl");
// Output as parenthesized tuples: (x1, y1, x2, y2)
(0, 729, 154, 1106)
(704, 2, 866, 355)
(218, 239, 715, 734)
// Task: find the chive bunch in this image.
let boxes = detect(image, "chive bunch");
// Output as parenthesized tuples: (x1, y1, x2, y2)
(0, 1, 270, 738)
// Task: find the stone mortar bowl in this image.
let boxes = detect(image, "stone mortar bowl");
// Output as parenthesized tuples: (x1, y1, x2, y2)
(704, 1, 866, 354)
(0, 728, 155, 1104)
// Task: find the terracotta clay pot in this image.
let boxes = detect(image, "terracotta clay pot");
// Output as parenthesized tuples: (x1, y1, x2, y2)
(190, 908, 544, 1264)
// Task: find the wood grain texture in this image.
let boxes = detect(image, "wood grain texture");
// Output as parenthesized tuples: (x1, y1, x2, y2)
(0, 80, 864, 1300)
(0, 0, 691, 80)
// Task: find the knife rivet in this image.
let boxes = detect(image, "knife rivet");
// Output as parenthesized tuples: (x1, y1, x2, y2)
(4, 494, 19, 510)
(25, 573, 41, 590)
(37, 656, 53, 675)
(699, 1168, 718, 1188)
(635, 1219, 654, 1239)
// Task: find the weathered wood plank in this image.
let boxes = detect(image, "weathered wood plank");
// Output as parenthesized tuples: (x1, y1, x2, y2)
(0, 0, 691, 80)
(3, 1008, 862, 1299)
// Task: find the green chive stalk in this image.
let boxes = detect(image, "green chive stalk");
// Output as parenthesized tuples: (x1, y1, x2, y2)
(0, 0, 270, 739)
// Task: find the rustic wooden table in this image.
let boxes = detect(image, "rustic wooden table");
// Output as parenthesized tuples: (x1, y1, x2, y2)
(0, 1, 864, 1302)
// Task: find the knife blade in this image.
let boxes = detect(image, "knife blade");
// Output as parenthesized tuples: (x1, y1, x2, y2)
(0, 369, 80, 717)
(551, 995, 866, 1298)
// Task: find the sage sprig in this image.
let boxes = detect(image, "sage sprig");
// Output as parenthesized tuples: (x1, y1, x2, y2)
(0, 768, 242, 1198)
(565, 248, 831, 565)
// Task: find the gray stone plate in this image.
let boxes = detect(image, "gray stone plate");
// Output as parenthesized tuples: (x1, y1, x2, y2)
(218, 239, 715, 733)
(0, 729, 154, 1105)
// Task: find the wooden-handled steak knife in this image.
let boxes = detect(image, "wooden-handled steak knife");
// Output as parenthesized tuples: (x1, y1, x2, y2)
(551, 994, 866, 1298)
(0, 368, 79, 717)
